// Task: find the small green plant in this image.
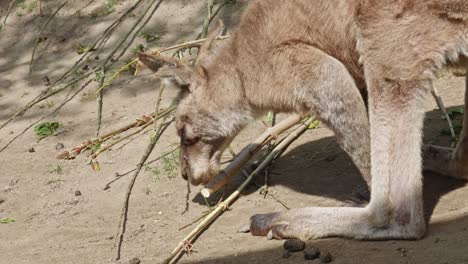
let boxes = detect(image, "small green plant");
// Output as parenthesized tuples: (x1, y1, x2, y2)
(131, 44, 146, 54)
(447, 107, 464, 117)
(145, 164, 161, 180)
(161, 150, 179, 179)
(17, 0, 37, 13)
(48, 164, 63, 174)
(139, 31, 163, 43)
(143, 185, 151, 195)
(145, 150, 179, 179)
(0, 218, 15, 224)
(76, 44, 92, 55)
(90, 142, 101, 154)
(34, 122, 60, 140)
(441, 121, 463, 136)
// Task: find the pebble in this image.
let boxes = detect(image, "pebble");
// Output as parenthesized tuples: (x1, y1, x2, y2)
(320, 252, 333, 263)
(74, 190, 82, 196)
(129, 257, 141, 264)
(55, 143, 65, 150)
(282, 250, 291, 259)
(304, 247, 320, 260)
(28, 147, 35, 153)
(283, 239, 306, 252)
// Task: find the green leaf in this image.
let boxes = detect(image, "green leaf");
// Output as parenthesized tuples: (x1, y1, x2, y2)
(34, 122, 60, 140)
(0, 218, 15, 224)
(307, 119, 320, 129)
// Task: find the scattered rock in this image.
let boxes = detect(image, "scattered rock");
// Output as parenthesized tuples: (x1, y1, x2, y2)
(74, 190, 82, 196)
(129, 257, 141, 264)
(282, 250, 291, 259)
(320, 252, 333, 263)
(434, 237, 440, 243)
(237, 224, 250, 233)
(283, 239, 305, 252)
(304, 247, 320, 260)
(95, 55, 100, 60)
(55, 143, 65, 150)
(0, 198, 5, 204)
(106, 235, 114, 240)
(28, 147, 35, 153)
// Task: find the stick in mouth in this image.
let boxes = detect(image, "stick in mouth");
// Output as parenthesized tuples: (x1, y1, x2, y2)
(200, 114, 303, 198)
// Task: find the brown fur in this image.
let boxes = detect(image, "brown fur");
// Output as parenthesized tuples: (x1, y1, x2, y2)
(138, 0, 468, 241)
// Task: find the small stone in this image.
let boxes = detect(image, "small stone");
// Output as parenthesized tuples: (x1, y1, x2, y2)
(283, 239, 306, 252)
(74, 190, 82, 196)
(55, 143, 65, 150)
(28, 147, 35, 153)
(0, 198, 5, 204)
(282, 250, 291, 259)
(129, 257, 140, 264)
(320, 252, 333, 263)
(304, 247, 320, 260)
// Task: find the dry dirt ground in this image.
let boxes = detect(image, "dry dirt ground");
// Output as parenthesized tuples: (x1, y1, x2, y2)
(0, 1, 468, 264)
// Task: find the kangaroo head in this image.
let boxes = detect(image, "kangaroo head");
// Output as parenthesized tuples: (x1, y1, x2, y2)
(137, 21, 252, 186)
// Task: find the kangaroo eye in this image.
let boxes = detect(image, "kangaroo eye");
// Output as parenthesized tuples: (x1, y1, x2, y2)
(179, 126, 199, 146)
(182, 136, 199, 146)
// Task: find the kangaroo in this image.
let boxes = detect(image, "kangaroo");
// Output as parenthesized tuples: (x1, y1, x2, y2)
(137, 0, 468, 241)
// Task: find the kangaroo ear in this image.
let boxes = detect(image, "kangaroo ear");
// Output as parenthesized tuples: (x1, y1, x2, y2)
(197, 20, 225, 62)
(137, 52, 194, 87)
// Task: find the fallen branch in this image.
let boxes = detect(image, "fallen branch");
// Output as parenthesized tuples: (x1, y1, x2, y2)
(113, 83, 170, 260)
(163, 116, 315, 264)
(200, 114, 302, 198)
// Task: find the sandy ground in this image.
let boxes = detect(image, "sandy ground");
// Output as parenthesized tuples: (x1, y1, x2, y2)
(0, 1, 467, 264)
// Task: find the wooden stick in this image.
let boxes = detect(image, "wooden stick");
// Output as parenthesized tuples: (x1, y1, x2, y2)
(163, 117, 315, 264)
(113, 84, 169, 261)
(200, 114, 302, 198)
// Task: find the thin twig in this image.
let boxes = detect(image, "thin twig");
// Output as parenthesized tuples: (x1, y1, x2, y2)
(113, 84, 169, 260)
(201, 0, 214, 38)
(96, 67, 105, 136)
(1, 0, 16, 30)
(110, 147, 179, 183)
(163, 117, 315, 264)
(115, 0, 164, 61)
(30, 1, 69, 74)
